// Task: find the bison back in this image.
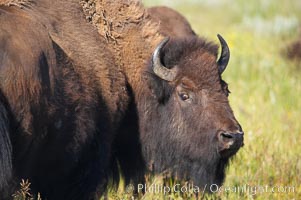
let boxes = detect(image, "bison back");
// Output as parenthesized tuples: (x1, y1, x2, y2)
(147, 6, 196, 38)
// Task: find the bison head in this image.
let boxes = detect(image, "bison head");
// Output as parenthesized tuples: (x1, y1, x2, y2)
(140, 35, 244, 188)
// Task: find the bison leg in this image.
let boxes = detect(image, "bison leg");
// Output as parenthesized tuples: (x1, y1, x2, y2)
(0, 92, 13, 198)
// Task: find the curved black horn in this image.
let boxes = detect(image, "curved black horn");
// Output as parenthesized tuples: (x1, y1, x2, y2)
(152, 37, 178, 81)
(217, 34, 230, 74)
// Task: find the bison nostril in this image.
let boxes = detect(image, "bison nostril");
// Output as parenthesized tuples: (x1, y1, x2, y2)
(221, 132, 234, 139)
(218, 131, 244, 157)
(218, 132, 235, 148)
(218, 131, 244, 148)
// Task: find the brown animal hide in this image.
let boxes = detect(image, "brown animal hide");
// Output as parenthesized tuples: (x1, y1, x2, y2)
(147, 6, 196, 38)
(81, 0, 243, 193)
(0, 0, 129, 199)
(80, 0, 163, 91)
(286, 38, 301, 61)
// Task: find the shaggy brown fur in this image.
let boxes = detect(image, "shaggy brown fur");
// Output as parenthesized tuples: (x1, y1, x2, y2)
(0, 0, 243, 198)
(147, 6, 196, 38)
(80, 0, 166, 188)
(0, 0, 128, 199)
(83, 0, 243, 194)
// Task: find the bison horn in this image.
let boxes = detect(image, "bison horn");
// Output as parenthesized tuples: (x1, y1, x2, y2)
(152, 37, 178, 81)
(217, 34, 230, 74)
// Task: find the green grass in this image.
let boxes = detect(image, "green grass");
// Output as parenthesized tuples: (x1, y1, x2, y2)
(108, 0, 301, 199)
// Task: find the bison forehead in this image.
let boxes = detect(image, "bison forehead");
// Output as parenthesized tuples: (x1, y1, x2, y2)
(183, 51, 218, 72)
(178, 58, 222, 90)
(161, 38, 221, 86)
(162, 37, 219, 67)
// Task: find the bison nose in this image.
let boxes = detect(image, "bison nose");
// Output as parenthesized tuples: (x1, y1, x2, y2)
(218, 131, 244, 157)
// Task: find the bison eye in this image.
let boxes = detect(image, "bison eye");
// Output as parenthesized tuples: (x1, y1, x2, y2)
(179, 93, 190, 101)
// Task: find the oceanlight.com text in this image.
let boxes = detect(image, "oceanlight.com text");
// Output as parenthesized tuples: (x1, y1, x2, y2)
(133, 183, 296, 196)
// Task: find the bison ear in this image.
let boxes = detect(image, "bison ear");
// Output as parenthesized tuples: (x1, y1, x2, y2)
(217, 34, 230, 74)
(147, 73, 173, 104)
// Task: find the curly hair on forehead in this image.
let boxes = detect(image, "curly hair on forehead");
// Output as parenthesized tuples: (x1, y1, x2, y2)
(161, 37, 219, 68)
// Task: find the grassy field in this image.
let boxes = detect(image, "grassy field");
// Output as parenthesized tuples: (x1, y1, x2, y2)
(107, 0, 301, 199)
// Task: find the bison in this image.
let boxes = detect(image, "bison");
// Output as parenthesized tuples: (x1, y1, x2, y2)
(147, 6, 196, 37)
(286, 38, 301, 61)
(0, 0, 244, 199)
(89, 0, 244, 193)
(0, 0, 128, 199)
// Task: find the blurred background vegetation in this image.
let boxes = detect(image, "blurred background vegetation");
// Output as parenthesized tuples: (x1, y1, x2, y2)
(108, 0, 301, 199)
